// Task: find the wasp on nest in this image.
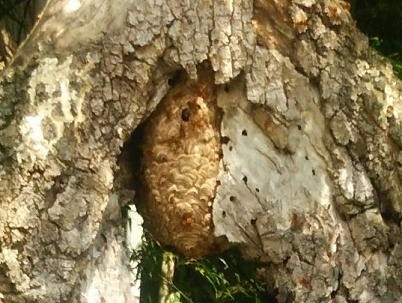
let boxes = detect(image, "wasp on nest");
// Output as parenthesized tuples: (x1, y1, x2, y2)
(139, 66, 225, 258)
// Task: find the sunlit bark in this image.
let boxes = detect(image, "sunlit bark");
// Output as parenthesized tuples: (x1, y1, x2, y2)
(0, 0, 401, 302)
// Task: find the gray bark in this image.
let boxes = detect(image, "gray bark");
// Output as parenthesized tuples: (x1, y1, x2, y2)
(0, 0, 401, 303)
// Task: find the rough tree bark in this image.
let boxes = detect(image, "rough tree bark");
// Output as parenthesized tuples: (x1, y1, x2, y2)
(0, 0, 401, 302)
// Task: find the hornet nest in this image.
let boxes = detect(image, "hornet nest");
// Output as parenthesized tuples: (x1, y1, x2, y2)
(139, 69, 225, 258)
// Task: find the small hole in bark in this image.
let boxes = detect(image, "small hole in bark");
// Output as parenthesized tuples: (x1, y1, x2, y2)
(229, 146, 233, 151)
(312, 169, 316, 176)
(222, 211, 227, 217)
(242, 176, 248, 184)
(224, 85, 230, 93)
(305, 155, 309, 160)
(216, 180, 221, 186)
(27, 256, 33, 266)
(181, 108, 191, 121)
(242, 129, 248, 136)
(250, 218, 257, 226)
(297, 125, 302, 130)
(168, 71, 182, 87)
(255, 188, 260, 192)
(220, 136, 230, 144)
(229, 196, 236, 202)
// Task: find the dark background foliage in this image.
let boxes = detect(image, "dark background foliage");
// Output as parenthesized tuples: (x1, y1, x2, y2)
(351, 0, 402, 55)
(0, 0, 45, 44)
(351, 0, 402, 76)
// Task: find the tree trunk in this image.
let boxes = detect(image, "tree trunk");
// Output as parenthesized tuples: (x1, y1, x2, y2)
(0, 0, 401, 302)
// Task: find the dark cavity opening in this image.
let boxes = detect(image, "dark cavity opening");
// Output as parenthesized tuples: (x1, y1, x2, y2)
(168, 70, 185, 87)
(181, 108, 191, 121)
